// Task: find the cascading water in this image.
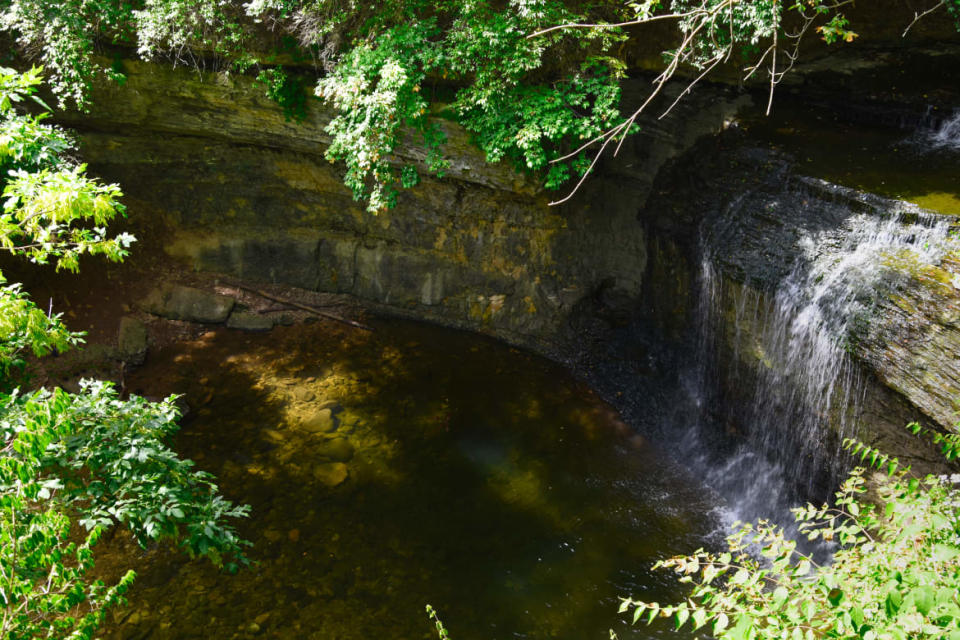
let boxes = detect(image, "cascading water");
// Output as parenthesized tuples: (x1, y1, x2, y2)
(689, 181, 954, 532)
(915, 108, 960, 152)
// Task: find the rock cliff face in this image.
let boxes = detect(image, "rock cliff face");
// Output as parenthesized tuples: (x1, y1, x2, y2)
(52, 52, 960, 479)
(55, 59, 745, 355)
(640, 132, 960, 478)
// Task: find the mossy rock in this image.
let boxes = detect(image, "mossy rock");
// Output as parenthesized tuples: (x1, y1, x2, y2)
(226, 310, 275, 331)
(314, 462, 349, 487)
(140, 284, 235, 323)
(316, 437, 354, 462)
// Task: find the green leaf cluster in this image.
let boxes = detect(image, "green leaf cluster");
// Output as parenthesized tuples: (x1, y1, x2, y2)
(0, 274, 80, 386)
(0, 67, 251, 639)
(310, 0, 631, 211)
(1, 382, 251, 639)
(618, 426, 960, 640)
(0, 65, 132, 387)
(0, 0, 634, 210)
(254, 66, 309, 122)
(0, 66, 133, 273)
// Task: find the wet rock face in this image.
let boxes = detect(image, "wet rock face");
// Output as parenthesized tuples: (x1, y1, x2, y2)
(853, 251, 960, 433)
(641, 131, 960, 474)
(54, 58, 743, 356)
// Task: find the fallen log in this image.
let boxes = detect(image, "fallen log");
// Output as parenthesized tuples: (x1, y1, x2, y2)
(231, 284, 373, 332)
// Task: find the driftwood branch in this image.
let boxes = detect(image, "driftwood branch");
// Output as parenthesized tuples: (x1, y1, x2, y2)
(232, 284, 373, 332)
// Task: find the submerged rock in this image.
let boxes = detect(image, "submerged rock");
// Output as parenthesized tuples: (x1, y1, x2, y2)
(117, 316, 148, 365)
(293, 387, 317, 403)
(301, 408, 336, 433)
(140, 284, 235, 323)
(226, 310, 275, 331)
(314, 462, 349, 486)
(316, 437, 354, 462)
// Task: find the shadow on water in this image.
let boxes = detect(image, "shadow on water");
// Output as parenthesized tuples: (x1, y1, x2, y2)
(94, 317, 721, 640)
(741, 102, 960, 215)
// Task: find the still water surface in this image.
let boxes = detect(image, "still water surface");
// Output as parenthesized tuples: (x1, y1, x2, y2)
(743, 104, 960, 215)
(96, 318, 718, 640)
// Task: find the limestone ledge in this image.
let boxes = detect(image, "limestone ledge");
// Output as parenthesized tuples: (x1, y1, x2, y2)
(54, 58, 743, 354)
(57, 59, 533, 195)
(164, 227, 576, 344)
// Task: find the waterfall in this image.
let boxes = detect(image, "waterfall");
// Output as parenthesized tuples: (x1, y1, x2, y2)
(915, 108, 960, 152)
(690, 189, 954, 532)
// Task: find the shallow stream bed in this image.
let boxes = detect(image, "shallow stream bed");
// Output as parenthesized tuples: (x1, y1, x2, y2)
(93, 317, 719, 640)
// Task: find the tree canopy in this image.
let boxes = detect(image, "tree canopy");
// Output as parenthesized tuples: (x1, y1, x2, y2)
(2, 0, 957, 211)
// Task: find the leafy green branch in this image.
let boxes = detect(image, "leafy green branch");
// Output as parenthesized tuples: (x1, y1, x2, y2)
(530, 0, 860, 204)
(0, 276, 82, 386)
(425, 604, 452, 640)
(907, 421, 960, 462)
(0, 66, 253, 640)
(618, 424, 960, 640)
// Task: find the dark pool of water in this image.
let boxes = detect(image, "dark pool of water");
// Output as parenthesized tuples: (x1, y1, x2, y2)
(742, 103, 960, 215)
(95, 317, 719, 640)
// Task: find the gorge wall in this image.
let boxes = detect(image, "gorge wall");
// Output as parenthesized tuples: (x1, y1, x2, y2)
(51, 48, 960, 481)
(55, 60, 745, 356)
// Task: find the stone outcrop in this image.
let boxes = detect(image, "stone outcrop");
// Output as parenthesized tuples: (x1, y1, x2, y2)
(117, 316, 148, 365)
(55, 58, 745, 355)
(640, 131, 960, 474)
(226, 309, 276, 331)
(140, 283, 236, 323)
(853, 251, 960, 432)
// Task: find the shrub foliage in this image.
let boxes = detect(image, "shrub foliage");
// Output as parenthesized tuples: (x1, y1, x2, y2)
(0, 66, 250, 640)
(618, 427, 960, 640)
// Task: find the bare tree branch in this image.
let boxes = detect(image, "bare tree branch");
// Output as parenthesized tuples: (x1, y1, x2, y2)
(904, 0, 947, 37)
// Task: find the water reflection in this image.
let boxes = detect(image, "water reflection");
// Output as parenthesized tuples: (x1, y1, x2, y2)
(742, 104, 960, 214)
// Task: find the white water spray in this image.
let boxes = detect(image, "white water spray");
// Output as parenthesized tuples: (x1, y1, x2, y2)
(916, 109, 960, 152)
(693, 193, 953, 532)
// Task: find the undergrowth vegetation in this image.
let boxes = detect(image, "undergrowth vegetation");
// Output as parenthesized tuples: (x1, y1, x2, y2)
(0, 66, 250, 640)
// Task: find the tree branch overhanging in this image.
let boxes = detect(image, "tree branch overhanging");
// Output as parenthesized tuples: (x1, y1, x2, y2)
(533, 0, 875, 206)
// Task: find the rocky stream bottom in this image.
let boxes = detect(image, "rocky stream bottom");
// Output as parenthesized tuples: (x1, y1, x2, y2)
(88, 316, 721, 640)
